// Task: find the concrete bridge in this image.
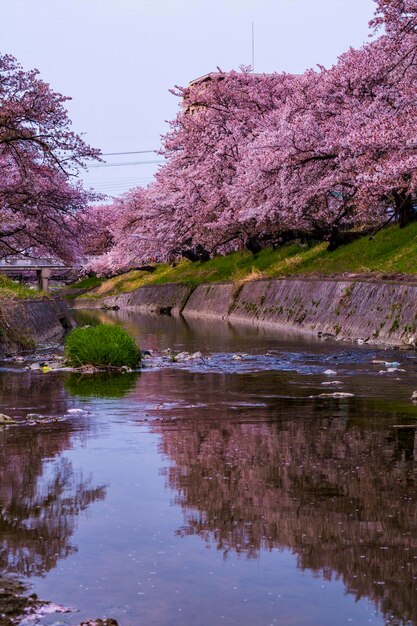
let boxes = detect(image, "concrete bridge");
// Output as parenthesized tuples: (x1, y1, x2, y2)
(0, 257, 68, 293)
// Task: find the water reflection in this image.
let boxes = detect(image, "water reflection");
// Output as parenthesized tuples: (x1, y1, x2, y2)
(73, 308, 341, 355)
(0, 372, 69, 418)
(154, 405, 417, 624)
(65, 371, 139, 399)
(1, 307, 417, 625)
(0, 373, 107, 578)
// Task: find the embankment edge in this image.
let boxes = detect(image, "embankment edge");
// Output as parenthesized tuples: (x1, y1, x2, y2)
(0, 299, 75, 354)
(73, 278, 417, 347)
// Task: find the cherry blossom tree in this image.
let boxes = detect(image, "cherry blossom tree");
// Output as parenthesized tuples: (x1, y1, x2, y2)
(158, 69, 298, 258)
(87, 186, 164, 275)
(90, 0, 417, 273)
(78, 203, 116, 259)
(0, 53, 100, 261)
(236, 17, 417, 245)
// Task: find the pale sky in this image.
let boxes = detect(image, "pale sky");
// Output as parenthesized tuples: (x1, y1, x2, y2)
(2, 0, 375, 198)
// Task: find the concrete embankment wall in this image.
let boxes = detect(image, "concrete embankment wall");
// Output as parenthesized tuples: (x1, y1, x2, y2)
(75, 283, 194, 315)
(226, 278, 417, 346)
(74, 278, 417, 346)
(0, 299, 74, 354)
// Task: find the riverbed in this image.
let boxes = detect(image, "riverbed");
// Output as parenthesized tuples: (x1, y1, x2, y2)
(0, 309, 416, 626)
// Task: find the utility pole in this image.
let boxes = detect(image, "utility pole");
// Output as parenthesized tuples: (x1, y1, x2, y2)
(252, 22, 255, 73)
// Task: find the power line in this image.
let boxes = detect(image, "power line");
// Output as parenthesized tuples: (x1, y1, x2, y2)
(91, 183, 153, 192)
(87, 159, 164, 168)
(84, 175, 155, 183)
(90, 185, 153, 191)
(89, 177, 155, 186)
(101, 150, 158, 156)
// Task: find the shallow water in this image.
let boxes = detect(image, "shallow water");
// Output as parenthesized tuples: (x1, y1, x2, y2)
(0, 310, 416, 626)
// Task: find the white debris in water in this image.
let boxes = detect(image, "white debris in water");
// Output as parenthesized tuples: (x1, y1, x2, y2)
(173, 352, 190, 362)
(321, 381, 343, 386)
(20, 602, 77, 624)
(318, 392, 354, 398)
(67, 408, 85, 414)
(324, 369, 337, 375)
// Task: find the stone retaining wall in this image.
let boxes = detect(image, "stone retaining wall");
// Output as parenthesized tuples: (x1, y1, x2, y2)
(0, 299, 74, 354)
(224, 278, 417, 345)
(74, 278, 417, 347)
(75, 283, 193, 315)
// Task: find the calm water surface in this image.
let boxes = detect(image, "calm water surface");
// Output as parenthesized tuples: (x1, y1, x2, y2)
(0, 310, 416, 626)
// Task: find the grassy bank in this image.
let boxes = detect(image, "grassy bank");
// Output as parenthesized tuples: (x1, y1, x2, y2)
(78, 223, 417, 298)
(0, 275, 46, 300)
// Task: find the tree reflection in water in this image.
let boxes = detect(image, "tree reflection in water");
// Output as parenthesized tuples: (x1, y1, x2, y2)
(155, 410, 417, 625)
(0, 373, 106, 578)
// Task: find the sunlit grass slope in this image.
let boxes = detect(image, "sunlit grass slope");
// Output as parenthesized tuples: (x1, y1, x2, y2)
(0, 275, 45, 300)
(80, 223, 417, 298)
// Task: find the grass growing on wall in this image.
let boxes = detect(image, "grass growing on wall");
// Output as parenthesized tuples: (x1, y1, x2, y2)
(77, 223, 417, 298)
(65, 324, 141, 368)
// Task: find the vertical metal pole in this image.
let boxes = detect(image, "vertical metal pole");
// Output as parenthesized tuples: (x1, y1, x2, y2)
(252, 22, 255, 72)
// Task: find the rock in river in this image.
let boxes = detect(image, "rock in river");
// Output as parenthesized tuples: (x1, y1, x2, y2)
(80, 618, 118, 626)
(319, 392, 354, 398)
(0, 414, 15, 424)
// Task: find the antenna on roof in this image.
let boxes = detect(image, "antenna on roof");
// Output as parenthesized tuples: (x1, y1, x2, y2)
(252, 22, 255, 72)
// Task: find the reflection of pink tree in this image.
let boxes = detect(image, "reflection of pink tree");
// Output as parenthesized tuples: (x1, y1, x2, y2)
(155, 414, 417, 625)
(0, 457, 106, 577)
(0, 374, 106, 577)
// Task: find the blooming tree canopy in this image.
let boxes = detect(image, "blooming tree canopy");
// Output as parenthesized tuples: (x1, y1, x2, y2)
(89, 0, 417, 274)
(0, 54, 100, 261)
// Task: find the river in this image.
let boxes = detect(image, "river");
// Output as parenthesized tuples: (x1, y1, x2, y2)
(0, 309, 416, 626)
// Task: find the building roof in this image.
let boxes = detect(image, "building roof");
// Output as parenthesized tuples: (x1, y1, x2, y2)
(189, 71, 273, 87)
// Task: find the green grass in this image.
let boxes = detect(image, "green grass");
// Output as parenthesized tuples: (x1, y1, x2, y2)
(69, 275, 105, 290)
(0, 275, 46, 300)
(65, 324, 141, 368)
(80, 223, 417, 298)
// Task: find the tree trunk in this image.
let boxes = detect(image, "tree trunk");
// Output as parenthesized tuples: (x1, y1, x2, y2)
(394, 192, 416, 228)
(181, 244, 210, 263)
(327, 226, 340, 251)
(327, 226, 374, 251)
(245, 237, 262, 255)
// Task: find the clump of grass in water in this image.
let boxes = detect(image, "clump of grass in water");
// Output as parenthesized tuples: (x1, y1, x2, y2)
(65, 324, 141, 368)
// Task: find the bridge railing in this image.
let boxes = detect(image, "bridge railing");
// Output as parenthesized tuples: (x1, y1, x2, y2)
(0, 257, 66, 269)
